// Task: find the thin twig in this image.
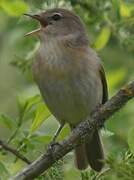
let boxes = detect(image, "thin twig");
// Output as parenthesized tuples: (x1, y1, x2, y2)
(0, 140, 31, 164)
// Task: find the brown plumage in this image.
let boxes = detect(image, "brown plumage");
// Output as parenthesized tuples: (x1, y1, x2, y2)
(25, 8, 108, 171)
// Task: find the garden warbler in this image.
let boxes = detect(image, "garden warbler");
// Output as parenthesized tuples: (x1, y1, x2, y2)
(24, 8, 108, 171)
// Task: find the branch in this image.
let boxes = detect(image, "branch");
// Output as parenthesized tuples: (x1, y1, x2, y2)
(0, 140, 31, 164)
(12, 81, 134, 180)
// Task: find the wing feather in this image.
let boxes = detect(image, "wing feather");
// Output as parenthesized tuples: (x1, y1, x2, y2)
(99, 65, 108, 104)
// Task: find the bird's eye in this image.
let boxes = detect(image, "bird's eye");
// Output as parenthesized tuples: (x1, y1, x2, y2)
(52, 13, 62, 21)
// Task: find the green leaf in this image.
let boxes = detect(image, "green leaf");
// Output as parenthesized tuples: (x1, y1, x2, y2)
(0, 161, 10, 176)
(29, 103, 51, 134)
(120, 2, 133, 17)
(9, 160, 25, 175)
(101, 129, 114, 138)
(58, 125, 70, 140)
(112, 0, 120, 19)
(0, 114, 16, 129)
(94, 26, 111, 51)
(128, 127, 134, 153)
(0, 0, 29, 17)
(25, 95, 42, 112)
(30, 135, 52, 144)
(107, 68, 127, 89)
(17, 93, 41, 114)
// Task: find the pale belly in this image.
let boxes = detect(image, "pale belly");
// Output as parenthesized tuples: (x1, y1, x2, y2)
(37, 71, 103, 126)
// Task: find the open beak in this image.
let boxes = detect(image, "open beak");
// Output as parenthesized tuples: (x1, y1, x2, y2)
(24, 13, 42, 36)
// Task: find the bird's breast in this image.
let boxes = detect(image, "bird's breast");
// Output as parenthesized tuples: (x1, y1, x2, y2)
(32, 39, 102, 125)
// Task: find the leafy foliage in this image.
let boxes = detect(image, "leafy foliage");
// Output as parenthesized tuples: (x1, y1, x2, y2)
(0, 0, 134, 179)
(0, 0, 29, 16)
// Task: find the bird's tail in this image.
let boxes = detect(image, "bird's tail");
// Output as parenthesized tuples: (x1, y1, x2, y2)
(74, 129, 104, 171)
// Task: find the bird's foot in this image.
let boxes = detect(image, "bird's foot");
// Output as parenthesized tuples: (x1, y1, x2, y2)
(47, 141, 62, 152)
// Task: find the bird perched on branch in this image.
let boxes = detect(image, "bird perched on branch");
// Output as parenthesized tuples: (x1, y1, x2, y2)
(24, 8, 108, 171)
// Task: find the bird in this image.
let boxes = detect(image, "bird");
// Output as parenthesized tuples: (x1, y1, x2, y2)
(24, 8, 108, 171)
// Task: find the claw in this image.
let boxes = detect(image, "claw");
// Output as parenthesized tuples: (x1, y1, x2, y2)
(48, 141, 62, 152)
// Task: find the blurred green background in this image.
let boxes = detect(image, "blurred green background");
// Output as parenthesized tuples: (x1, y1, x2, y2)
(0, 0, 134, 179)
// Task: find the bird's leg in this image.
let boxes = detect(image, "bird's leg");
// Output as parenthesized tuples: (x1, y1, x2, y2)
(48, 123, 64, 151)
(52, 123, 64, 142)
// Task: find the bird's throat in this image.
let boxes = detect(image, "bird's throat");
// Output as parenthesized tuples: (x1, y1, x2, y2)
(38, 38, 71, 70)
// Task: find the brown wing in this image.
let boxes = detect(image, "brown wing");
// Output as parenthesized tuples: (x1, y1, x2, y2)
(99, 65, 108, 104)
